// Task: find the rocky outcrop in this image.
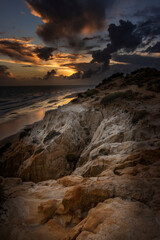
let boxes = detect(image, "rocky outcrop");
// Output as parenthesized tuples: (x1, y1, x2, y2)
(0, 172, 160, 239)
(0, 68, 160, 239)
(0, 105, 103, 182)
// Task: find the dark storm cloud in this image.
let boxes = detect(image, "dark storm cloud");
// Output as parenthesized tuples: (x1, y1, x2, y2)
(25, 0, 115, 45)
(108, 20, 142, 50)
(146, 42, 160, 53)
(0, 65, 13, 78)
(0, 39, 56, 63)
(112, 53, 160, 69)
(135, 6, 160, 37)
(0, 39, 37, 63)
(84, 45, 100, 51)
(138, 17, 160, 37)
(134, 6, 160, 19)
(90, 16, 160, 75)
(67, 68, 100, 79)
(34, 46, 56, 61)
(62, 62, 101, 79)
(83, 35, 103, 41)
(68, 71, 83, 79)
(66, 15, 160, 78)
(43, 69, 56, 80)
(81, 68, 101, 79)
(91, 20, 142, 70)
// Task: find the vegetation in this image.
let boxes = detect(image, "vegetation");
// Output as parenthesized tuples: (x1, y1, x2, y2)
(43, 130, 60, 143)
(130, 68, 159, 76)
(71, 98, 79, 103)
(97, 72, 124, 87)
(85, 89, 98, 97)
(101, 91, 129, 106)
(132, 110, 148, 124)
(78, 93, 84, 98)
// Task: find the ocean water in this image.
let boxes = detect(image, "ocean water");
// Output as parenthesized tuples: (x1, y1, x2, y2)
(0, 85, 93, 140)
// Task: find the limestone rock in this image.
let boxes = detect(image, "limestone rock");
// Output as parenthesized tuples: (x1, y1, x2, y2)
(0, 68, 160, 239)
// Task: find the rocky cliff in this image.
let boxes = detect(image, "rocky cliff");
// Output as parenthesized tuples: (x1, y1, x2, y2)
(0, 68, 160, 239)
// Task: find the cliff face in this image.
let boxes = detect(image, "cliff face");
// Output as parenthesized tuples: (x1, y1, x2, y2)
(0, 68, 160, 239)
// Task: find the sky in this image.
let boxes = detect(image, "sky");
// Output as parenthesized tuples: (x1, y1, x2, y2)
(0, 0, 160, 85)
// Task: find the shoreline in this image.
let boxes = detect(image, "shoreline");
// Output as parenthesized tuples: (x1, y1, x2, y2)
(0, 92, 80, 142)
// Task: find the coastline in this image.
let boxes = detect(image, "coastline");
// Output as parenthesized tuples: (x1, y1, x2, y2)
(0, 91, 82, 141)
(0, 94, 77, 145)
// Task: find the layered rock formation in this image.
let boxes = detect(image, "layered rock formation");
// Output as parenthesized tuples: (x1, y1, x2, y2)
(0, 68, 160, 239)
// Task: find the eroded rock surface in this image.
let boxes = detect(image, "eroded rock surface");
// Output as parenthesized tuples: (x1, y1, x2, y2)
(0, 68, 160, 239)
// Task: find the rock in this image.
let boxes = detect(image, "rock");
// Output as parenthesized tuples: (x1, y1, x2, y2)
(0, 105, 103, 182)
(38, 199, 58, 224)
(69, 198, 159, 240)
(0, 68, 160, 239)
(1, 176, 160, 240)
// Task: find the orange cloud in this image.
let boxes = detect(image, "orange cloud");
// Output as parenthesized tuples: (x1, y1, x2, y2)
(0, 37, 92, 78)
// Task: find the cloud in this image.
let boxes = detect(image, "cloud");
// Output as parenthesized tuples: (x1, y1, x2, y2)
(146, 42, 160, 53)
(43, 69, 56, 80)
(0, 65, 13, 79)
(108, 20, 142, 50)
(22, 65, 33, 68)
(83, 45, 100, 51)
(91, 20, 143, 71)
(112, 53, 160, 69)
(136, 6, 160, 37)
(25, 0, 115, 45)
(0, 38, 56, 64)
(83, 35, 105, 42)
(0, 39, 36, 63)
(33, 46, 56, 61)
(68, 68, 100, 79)
(62, 62, 101, 79)
(67, 71, 83, 79)
(138, 18, 160, 37)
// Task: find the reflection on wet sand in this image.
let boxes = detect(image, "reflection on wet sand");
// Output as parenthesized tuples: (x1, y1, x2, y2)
(0, 110, 45, 141)
(0, 96, 75, 141)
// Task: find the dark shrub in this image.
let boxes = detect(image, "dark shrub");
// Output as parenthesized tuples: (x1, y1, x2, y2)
(101, 91, 127, 106)
(85, 89, 98, 97)
(132, 110, 148, 124)
(78, 93, 84, 98)
(95, 97, 100, 101)
(97, 72, 124, 87)
(71, 98, 79, 103)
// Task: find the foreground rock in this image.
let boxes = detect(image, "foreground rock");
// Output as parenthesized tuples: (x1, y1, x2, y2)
(0, 105, 102, 181)
(0, 173, 160, 239)
(0, 68, 160, 239)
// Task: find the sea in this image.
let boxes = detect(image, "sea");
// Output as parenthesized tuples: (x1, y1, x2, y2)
(0, 85, 94, 140)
